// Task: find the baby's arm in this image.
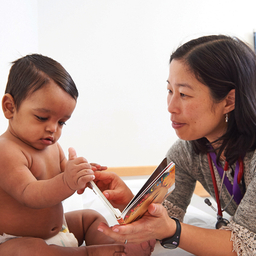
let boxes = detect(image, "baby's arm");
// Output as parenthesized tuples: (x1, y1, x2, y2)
(0, 143, 94, 208)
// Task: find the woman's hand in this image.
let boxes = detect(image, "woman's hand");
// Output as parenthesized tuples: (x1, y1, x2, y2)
(90, 162, 108, 171)
(98, 203, 176, 243)
(93, 170, 134, 211)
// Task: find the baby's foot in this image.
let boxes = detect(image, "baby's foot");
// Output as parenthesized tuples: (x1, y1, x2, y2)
(125, 240, 156, 256)
(85, 244, 126, 256)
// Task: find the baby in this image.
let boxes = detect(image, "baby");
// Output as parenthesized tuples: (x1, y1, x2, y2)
(0, 54, 154, 256)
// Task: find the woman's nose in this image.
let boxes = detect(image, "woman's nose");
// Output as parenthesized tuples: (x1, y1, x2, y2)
(167, 95, 179, 114)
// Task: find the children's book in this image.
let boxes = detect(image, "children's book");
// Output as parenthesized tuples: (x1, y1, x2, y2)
(90, 158, 175, 224)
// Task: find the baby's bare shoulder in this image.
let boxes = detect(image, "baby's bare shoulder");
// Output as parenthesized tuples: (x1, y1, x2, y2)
(0, 135, 21, 154)
(0, 135, 31, 168)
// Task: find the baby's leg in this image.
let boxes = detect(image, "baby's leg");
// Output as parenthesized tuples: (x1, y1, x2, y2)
(65, 209, 155, 256)
(125, 240, 156, 256)
(65, 209, 115, 246)
(0, 237, 126, 256)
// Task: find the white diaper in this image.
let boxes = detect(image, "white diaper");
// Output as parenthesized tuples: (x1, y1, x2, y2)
(0, 225, 78, 247)
(0, 233, 20, 244)
(45, 224, 78, 247)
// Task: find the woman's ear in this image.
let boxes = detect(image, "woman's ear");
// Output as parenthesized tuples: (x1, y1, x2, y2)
(2, 93, 16, 119)
(224, 89, 235, 114)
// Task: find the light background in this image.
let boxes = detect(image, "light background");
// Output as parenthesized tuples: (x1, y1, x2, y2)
(1, 0, 255, 167)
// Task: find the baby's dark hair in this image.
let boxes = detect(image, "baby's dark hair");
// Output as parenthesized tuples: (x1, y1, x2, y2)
(5, 54, 78, 110)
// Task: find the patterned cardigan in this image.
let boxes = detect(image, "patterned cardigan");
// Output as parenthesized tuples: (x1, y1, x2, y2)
(163, 139, 256, 255)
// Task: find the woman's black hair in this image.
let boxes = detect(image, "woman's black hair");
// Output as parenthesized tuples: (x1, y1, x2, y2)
(5, 54, 78, 110)
(170, 35, 256, 165)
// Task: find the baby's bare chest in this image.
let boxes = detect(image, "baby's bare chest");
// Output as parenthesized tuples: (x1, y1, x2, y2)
(29, 148, 62, 180)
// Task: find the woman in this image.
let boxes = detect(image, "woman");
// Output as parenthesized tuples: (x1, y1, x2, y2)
(95, 35, 256, 255)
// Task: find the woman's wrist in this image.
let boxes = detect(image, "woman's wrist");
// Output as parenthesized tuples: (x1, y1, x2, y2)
(160, 217, 181, 249)
(163, 216, 178, 239)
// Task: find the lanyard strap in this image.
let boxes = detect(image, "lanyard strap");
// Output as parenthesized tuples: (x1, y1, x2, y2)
(207, 153, 222, 216)
(208, 152, 244, 205)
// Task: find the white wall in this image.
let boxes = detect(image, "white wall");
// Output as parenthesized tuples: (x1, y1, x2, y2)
(0, 0, 38, 130)
(1, 0, 256, 167)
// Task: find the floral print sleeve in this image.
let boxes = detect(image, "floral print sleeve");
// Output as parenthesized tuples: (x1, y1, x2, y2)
(221, 217, 256, 256)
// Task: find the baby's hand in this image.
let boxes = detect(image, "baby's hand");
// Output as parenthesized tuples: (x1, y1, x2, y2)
(63, 147, 95, 191)
(76, 163, 107, 195)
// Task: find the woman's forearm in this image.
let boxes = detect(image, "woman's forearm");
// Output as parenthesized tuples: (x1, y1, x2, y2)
(98, 203, 238, 256)
(179, 223, 236, 256)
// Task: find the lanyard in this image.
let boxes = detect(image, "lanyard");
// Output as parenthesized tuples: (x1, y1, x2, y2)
(207, 152, 244, 217)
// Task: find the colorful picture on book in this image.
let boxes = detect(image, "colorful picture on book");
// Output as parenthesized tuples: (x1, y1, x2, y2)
(118, 164, 175, 224)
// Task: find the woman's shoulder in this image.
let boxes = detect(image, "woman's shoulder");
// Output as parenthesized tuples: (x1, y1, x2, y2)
(244, 149, 256, 178)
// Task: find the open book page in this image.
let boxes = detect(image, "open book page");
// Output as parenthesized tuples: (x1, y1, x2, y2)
(90, 158, 175, 225)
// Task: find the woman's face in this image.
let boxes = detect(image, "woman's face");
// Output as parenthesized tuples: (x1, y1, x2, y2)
(167, 59, 228, 143)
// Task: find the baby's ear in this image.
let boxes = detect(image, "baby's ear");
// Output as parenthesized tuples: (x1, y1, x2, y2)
(2, 93, 16, 119)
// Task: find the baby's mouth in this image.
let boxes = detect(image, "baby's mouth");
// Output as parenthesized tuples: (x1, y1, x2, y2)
(41, 137, 54, 144)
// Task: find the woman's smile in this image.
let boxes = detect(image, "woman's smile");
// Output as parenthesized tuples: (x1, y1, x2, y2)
(171, 121, 186, 129)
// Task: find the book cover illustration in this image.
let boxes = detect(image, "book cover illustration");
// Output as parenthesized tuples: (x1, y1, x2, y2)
(90, 157, 175, 224)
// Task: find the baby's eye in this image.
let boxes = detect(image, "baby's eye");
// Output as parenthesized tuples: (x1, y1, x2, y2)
(59, 121, 66, 126)
(35, 115, 48, 121)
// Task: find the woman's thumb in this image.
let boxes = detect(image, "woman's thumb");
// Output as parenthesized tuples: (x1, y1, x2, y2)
(148, 203, 163, 217)
(103, 189, 120, 201)
(103, 190, 112, 199)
